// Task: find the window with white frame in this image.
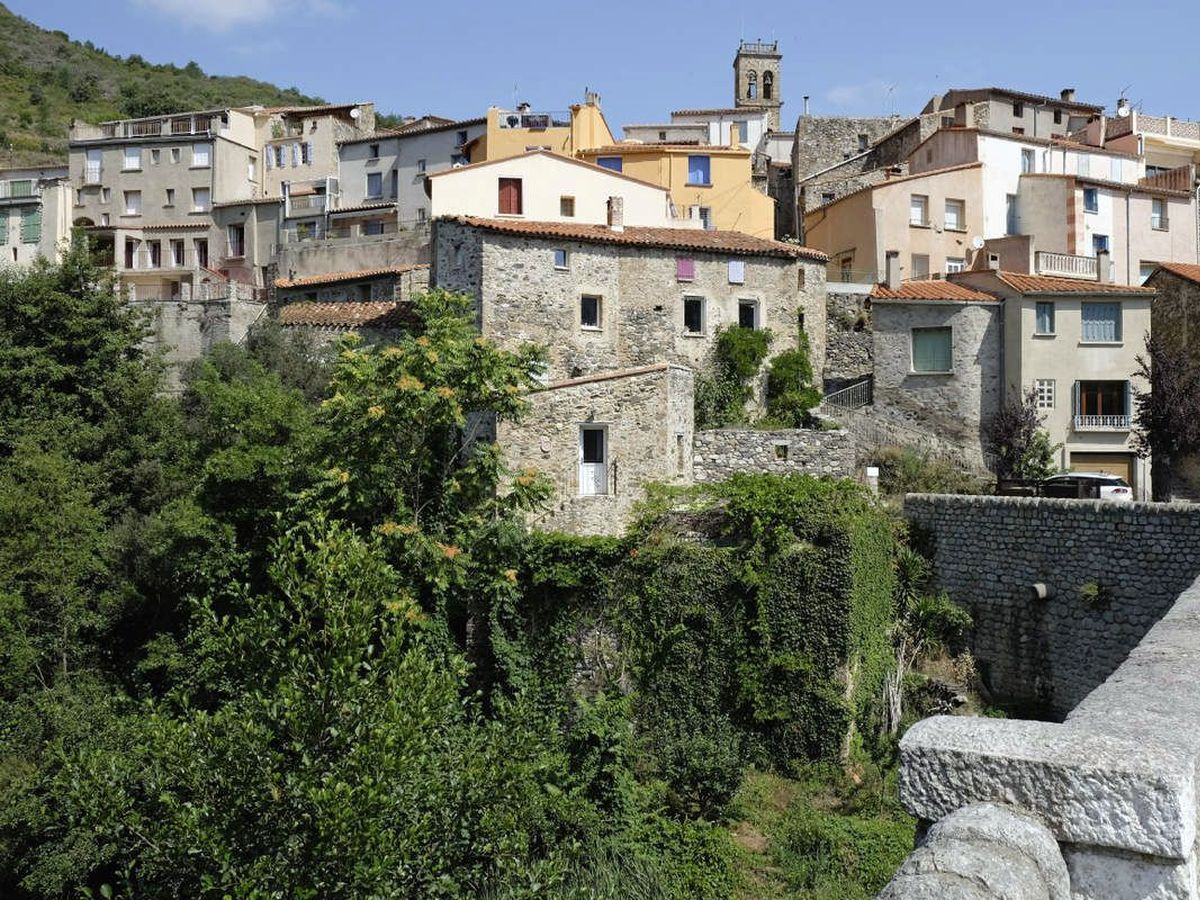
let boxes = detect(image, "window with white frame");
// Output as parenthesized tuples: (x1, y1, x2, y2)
(738, 299, 759, 329)
(1035, 379, 1056, 409)
(944, 198, 964, 230)
(123, 147, 142, 170)
(191, 187, 210, 212)
(1152, 198, 1168, 230)
(553, 248, 569, 270)
(579, 426, 608, 496)
(1035, 301, 1055, 335)
(909, 194, 928, 226)
(123, 190, 141, 215)
(945, 257, 965, 273)
(911, 326, 952, 373)
(192, 143, 211, 167)
(580, 294, 602, 329)
(683, 295, 705, 334)
(1083, 188, 1098, 213)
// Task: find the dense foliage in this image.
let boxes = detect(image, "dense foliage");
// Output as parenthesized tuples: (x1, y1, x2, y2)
(0, 246, 946, 897)
(764, 335, 822, 427)
(1133, 332, 1200, 499)
(694, 325, 773, 427)
(983, 387, 1059, 480)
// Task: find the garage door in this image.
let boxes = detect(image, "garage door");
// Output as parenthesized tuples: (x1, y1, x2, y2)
(1069, 452, 1132, 483)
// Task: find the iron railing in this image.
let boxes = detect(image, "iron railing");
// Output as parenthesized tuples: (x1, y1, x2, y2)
(1074, 414, 1130, 431)
(823, 378, 873, 410)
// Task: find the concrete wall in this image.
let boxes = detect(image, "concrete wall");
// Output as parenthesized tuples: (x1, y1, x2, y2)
(691, 427, 855, 482)
(904, 494, 1200, 717)
(275, 229, 429, 280)
(428, 151, 679, 226)
(501, 364, 693, 536)
(871, 299, 1003, 465)
(431, 219, 827, 387)
(138, 292, 267, 391)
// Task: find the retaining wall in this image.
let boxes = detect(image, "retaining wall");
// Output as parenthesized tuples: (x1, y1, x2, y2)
(692, 427, 855, 483)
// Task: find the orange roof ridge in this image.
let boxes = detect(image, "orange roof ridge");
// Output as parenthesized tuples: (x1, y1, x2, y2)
(871, 280, 996, 302)
(993, 271, 1155, 294)
(1151, 261, 1200, 285)
(274, 264, 428, 290)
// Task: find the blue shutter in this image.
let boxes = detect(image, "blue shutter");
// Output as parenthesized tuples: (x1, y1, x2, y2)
(688, 155, 711, 185)
(1124, 381, 1132, 418)
(1073, 380, 1081, 416)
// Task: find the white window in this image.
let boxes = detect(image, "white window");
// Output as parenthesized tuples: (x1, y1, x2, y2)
(191, 187, 210, 212)
(945, 257, 965, 273)
(1110, 158, 1122, 181)
(1081, 302, 1121, 343)
(910, 194, 928, 226)
(123, 190, 141, 215)
(910, 253, 930, 279)
(248, 156, 257, 181)
(366, 172, 383, 198)
(192, 143, 211, 167)
(1076, 154, 1089, 176)
(123, 147, 142, 170)
(1021, 148, 1035, 174)
(683, 295, 705, 334)
(164, 188, 174, 206)
(1151, 198, 1167, 230)
(553, 248, 569, 270)
(100, 213, 109, 226)
(944, 198, 964, 230)
(728, 259, 745, 284)
(580, 294, 602, 329)
(1035, 379, 1056, 409)
(579, 426, 608, 496)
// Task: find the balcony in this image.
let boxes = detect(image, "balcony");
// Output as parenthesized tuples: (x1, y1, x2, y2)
(122, 248, 201, 271)
(1073, 414, 1131, 432)
(286, 193, 327, 216)
(496, 110, 571, 130)
(94, 113, 216, 141)
(1035, 251, 1097, 280)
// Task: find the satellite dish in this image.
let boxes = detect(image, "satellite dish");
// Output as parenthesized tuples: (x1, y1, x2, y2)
(349, 107, 361, 119)
(970, 236, 985, 251)
(1117, 105, 1131, 118)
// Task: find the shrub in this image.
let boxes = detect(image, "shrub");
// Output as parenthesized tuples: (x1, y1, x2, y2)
(694, 326, 773, 427)
(871, 447, 987, 497)
(773, 805, 914, 897)
(765, 335, 822, 428)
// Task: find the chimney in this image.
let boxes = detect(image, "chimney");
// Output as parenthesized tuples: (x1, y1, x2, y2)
(885, 250, 901, 289)
(987, 252, 1001, 271)
(803, 95, 810, 117)
(1061, 88, 1076, 103)
(1096, 249, 1111, 283)
(607, 196, 624, 232)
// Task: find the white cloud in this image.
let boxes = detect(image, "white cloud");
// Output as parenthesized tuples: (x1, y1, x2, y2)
(131, 0, 343, 32)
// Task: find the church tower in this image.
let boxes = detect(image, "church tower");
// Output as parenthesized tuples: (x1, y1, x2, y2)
(733, 40, 782, 131)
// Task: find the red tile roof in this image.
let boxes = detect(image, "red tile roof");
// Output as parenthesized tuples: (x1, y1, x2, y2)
(1153, 261, 1200, 285)
(277, 301, 416, 329)
(992, 271, 1155, 295)
(338, 116, 486, 146)
(274, 264, 427, 290)
(440, 216, 827, 261)
(580, 143, 749, 156)
(871, 280, 996, 302)
(425, 149, 672, 194)
(327, 201, 397, 216)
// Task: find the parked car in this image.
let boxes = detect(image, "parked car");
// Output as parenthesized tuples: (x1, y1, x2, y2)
(1041, 472, 1134, 502)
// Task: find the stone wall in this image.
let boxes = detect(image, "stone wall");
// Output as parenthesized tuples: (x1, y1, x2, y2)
(904, 494, 1200, 717)
(894, 567, 1200, 899)
(871, 299, 1002, 467)
(499, 364, 694, 536)
(823, 287, 873, 391)
(274, 229, 429, 282)
(692, 427, 855, 483)
(139, 294, 267, 391)
(431, 219, 828, 389)
(275, 267, 428, 305)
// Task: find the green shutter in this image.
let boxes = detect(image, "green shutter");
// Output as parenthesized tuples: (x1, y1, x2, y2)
(0, 212, 7, 245)
(912, 327, 952, 372)
(20, 207, 41, 244)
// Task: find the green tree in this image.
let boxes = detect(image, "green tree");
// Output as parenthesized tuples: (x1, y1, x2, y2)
(1133, 333, 1200, 499)
(765, 333, 822, 427)
(983, 387, 1059, 480)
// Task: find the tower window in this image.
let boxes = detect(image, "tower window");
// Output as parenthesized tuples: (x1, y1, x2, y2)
(763, 71, 774, 100)
(747, 71, 757, 100)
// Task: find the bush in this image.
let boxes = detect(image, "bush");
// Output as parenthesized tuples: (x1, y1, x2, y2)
(694, 326, 773, 427)
(765, 335, 822, 428)
(871, 447, 987, 497)
(773, 805, 914, 897)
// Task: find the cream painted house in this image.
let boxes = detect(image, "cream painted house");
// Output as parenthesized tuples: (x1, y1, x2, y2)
(804, 162, 985, 282)
(427, 150, 691, 228)
(953, 269, 1154, 495)
(0, 166, 70, 266)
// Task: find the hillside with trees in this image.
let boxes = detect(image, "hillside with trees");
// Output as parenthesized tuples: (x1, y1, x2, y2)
(0, 3, 329, 166)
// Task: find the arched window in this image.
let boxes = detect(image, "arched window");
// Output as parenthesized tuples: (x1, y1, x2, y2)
(763, 71, 774, 100)
(746, 72, 757, 100)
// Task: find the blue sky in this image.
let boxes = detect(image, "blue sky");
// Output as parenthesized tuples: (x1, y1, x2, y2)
(9, 0, 1198, 131)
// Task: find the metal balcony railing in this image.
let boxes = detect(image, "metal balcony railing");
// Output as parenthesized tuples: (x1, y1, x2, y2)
(1073, 414, 1131, 431)
(823, 377, 873, 410)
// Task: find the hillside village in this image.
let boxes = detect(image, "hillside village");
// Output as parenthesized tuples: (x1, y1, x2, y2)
(7, 40, 1198, 517)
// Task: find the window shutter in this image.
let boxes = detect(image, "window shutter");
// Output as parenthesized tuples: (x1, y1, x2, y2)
(291, 144, 300, 167)
(728, 260, 745, 284)
(0, 213, 7, 244)
(1073, 380, 1081, 416)
(1124, 380, 1132, 417)
(676, 257, 695, 281)
(21, 207, 41, 243)
(306, 142, 314, 165)
(265, 150, 273, 170)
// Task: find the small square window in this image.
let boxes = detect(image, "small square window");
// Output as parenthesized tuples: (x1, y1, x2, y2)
(560, 195, 575, 217)
(1035, 379, 1055, 409)
(553, 248, 569, 270)
(676, 257, 695, 281)
(580, 294, 601, 329)
(774, 443, 789, 460)
(912, 326, 952, 373)
(683, 295, 704, 334)
(369, 143, 380, 158)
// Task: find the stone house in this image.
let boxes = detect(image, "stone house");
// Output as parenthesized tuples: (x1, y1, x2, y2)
(429, 215, 827, 383)
(1145, 261, 1200, 498)
(869, 277, 1003, 467)
(273, 263, 429, 306)
(0, 166, 71, 267)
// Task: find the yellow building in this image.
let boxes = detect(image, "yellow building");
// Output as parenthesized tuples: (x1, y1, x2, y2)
(468, 96, 615, 163)
(576, 141, 775, 238)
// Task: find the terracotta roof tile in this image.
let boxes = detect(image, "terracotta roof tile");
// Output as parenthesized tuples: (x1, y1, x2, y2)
(871, 280, 996, 302)
(327, 201, 397, 216)
(274, 264, 427, 290)
(1153, 261, 1200, 286)
(580, 143, 749, 155)
(992, 272, 1156, 295)
(338, 116, 486, 146)
(277, 301, 417, 329)
(440, 216, 827, 261)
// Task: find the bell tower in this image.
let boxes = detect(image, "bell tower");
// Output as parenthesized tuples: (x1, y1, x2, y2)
(733, 40, 782, 131)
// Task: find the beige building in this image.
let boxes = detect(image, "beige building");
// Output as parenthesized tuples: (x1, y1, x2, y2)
(427, 150, 689, 227)
(0, 166, 70, 266)
(953, 268, 1154, 493)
